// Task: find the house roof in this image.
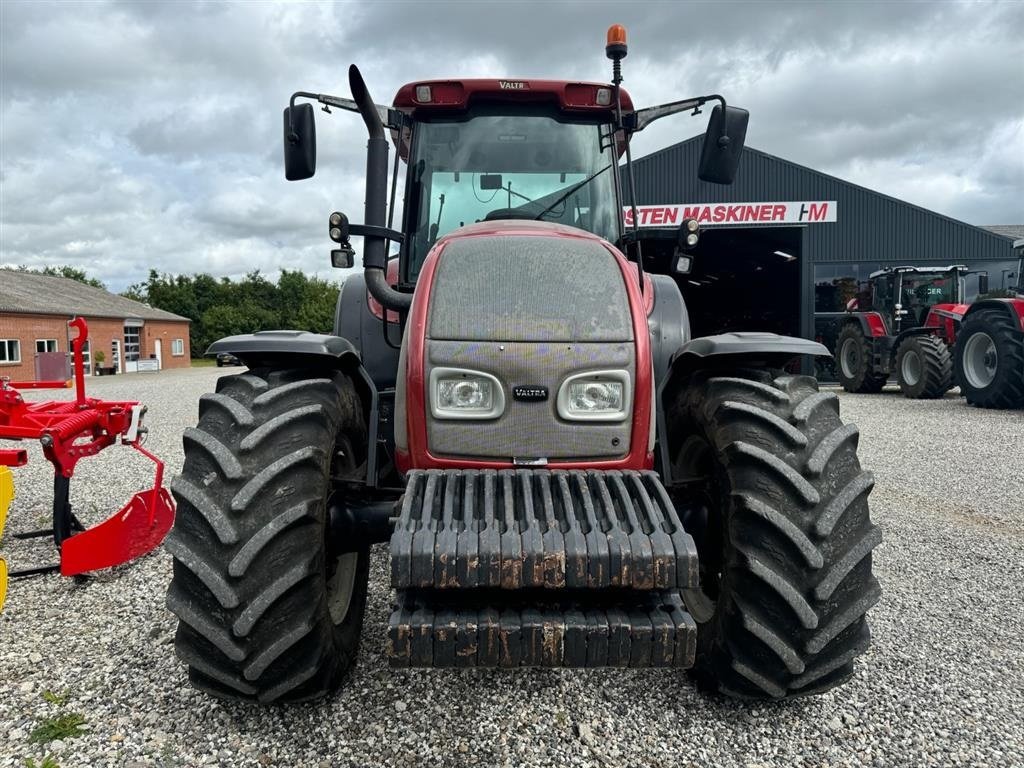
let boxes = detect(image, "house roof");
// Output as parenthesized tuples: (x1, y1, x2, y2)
(0, 269, 190, 323)
(981, 225, 1024, 241)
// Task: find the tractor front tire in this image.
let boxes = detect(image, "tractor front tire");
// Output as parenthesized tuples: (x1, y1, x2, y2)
(166, 366, 370, 703)
(895, 335, 952, 399)
(836, 324, 887, 393)
(669, 370, 881, 699)
(955, 312, 1024, 409)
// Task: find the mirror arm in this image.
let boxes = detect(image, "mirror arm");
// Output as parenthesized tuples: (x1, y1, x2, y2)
(288, 90, 403, 131)
(631, 93, 728, 133)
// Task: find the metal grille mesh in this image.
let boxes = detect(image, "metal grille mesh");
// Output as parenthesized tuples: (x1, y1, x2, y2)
(428, 235, 633, 342)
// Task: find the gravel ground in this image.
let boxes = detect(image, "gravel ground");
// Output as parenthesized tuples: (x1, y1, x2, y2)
(1, 367, 1022, 768)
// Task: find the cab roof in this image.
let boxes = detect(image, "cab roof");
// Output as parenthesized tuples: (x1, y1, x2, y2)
(393, 79, 634, 118)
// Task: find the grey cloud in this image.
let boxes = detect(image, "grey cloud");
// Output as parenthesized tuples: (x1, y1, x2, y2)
(1, 0, 1022, 291)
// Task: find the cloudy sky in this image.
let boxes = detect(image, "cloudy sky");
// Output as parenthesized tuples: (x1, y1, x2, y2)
(1, 0, 1022, 291)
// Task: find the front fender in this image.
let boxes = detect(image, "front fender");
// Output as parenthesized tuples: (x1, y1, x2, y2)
(207, 330, 361, 368)
(654, 332, 829, 479)
(964, 298, 1024, 333)
(206, 331, 385, 487)
(669, 332, 830, 371)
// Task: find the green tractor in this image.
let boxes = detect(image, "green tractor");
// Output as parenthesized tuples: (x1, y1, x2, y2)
(166, 27, 880, 703)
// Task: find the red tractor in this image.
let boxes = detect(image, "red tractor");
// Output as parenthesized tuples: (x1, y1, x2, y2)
(166, 28, 880, 703)
(834, 264, 970, 398)
(953, 240, 1024, 409)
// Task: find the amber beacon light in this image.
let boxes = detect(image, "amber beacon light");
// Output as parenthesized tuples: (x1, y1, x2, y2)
(606, 24, 628, 60)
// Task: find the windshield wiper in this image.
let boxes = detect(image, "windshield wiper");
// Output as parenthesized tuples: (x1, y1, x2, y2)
(533, 163, 613, 220)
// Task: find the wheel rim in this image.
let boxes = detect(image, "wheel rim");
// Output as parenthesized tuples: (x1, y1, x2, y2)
(326, 553, 358, 624)
(840, 338, 859, 379)
(675, 435, 724, 624)
(963, 332, 997, 389)
(325, 433, 361, 626)
(901, 349, 922, 387)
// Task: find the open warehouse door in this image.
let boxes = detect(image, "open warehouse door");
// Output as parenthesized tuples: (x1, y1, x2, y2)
(639, 224, 804, 339)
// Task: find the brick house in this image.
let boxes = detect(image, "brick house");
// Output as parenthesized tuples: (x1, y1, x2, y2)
(0, 269, 191, 381)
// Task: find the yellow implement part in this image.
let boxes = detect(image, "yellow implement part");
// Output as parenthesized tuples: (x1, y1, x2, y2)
(0, 464, 11, 536)
(0, 465, 11, 613)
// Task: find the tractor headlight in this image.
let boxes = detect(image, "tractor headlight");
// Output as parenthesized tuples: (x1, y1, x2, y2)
(557, 370, 631, 422)
(430, 367, 505, 420)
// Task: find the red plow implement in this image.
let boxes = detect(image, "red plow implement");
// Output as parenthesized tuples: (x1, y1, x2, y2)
(0, 318, 174, 611)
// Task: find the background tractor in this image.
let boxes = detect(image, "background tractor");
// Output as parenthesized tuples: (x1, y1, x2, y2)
(166, 27, 880, 703)
(953, 239, 1024, 408)
(834, 264, 970, 398)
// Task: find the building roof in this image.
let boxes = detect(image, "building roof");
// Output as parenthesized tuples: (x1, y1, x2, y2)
(982, 225, 1024, 241)
(629, 137, 1018, 266)
(0, 269, 190, 322)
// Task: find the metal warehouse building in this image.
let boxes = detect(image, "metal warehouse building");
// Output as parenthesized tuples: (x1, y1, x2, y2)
(629, 136, 1021, 342)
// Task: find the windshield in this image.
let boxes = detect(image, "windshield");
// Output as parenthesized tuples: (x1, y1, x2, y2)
(899, 272, 960, 325)
(404, 108, 619, 278)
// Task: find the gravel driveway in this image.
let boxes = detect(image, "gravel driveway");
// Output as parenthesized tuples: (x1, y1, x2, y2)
(1, 367, 1022, 767)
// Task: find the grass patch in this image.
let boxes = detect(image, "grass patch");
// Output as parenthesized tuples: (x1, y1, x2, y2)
(190, 358, 217, 367)
(29, 713, 86, 744)
(29, 690, 86, 745)
(40, 691, 67, 706)
(29, 716, 86, 745)
(25, 756, 61, 768)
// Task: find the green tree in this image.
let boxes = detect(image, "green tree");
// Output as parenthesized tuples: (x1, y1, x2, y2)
(138, 269, 342, 357)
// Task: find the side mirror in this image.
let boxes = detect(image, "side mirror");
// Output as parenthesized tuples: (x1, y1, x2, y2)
(977, 273, 989, 295)
(698, 105, 749, 185)
(283, 103, 316, 181)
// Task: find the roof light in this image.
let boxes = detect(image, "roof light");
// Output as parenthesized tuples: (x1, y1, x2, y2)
(774, 250, 797, 262)
(596, 88, 612, 106)
(415, 85, 432, 103)
(606, 24, 628, 60)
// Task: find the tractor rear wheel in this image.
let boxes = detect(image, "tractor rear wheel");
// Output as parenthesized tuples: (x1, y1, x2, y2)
(166, 366, 370, 703)
(955, 312, 1024, 409)
(895, 335, 952, 398)
(836, 324, 887, 393)
(669, 370, 880, 699)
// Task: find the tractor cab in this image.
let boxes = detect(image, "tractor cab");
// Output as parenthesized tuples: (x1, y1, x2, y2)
(867, 265, 968, 332)
(392, 81, 629, 282)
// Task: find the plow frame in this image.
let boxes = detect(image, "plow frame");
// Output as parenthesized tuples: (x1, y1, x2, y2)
(0, 317, 174, 591)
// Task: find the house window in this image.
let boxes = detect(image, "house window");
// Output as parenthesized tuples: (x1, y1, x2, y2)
(123, 324, 142, 362)
(171, 338, 185, 356)
(0, 339, 21, 364)
(80, 340, 92, 375)
(36, 339, 58, 353)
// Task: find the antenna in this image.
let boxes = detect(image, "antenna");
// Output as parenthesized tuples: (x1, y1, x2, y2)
(607, 25, 644, 294)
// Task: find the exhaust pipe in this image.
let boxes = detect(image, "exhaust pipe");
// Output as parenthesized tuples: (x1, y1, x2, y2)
(349, 65, 413, 312)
